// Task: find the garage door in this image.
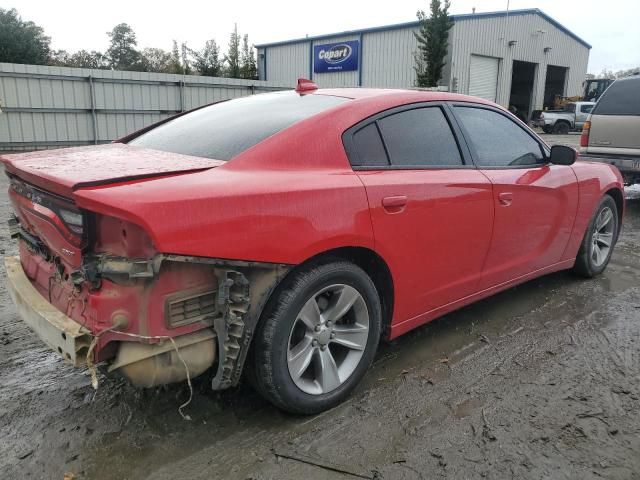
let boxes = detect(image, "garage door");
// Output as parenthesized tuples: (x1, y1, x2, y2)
(469, 55, 499, 101)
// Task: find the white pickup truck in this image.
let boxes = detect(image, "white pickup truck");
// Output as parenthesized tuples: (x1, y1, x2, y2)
(532, 101, 595, 134)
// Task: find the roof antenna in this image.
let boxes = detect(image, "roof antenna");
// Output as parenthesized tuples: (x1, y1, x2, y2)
(295, 78, 318, 94)
(472, 7, 476, 13)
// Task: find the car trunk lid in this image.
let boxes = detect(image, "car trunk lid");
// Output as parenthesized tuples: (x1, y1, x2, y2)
(1, 143, 224, 198)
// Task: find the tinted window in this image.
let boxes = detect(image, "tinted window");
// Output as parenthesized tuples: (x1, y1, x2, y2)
(454, 107, 544, 167)
(564, 104, 576, 113)
(593, 78, 640, 115)
(129, 91, 348, 160)
(580, 104, 594, 114)
(377, 107, 462, 167)
(351, 123, 389, 167)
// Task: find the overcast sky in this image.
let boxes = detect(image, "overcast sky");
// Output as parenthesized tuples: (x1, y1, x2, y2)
(5, 0, 638, 73)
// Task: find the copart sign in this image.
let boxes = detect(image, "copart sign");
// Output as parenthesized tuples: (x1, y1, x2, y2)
(313, 41, 359, 73)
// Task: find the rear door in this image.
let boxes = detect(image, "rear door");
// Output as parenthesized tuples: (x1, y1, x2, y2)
(344, 104, 494, 325)
(588, 78, 640, 157)
(450, 104, 579, 289)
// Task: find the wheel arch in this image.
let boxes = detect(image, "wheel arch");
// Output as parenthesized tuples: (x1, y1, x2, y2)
(296, 246, 395, 338)
(604, 187, 624, 233)
(252, 246, 395, 344)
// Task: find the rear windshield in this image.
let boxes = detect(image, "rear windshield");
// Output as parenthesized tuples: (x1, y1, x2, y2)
(129, 91, 348, 160)
(592, 78, 640, 116)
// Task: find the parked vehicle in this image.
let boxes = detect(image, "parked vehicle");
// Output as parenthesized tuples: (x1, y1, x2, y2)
(581, 75, 640, 185)
(2, 81, 625, 414)
(553, 78, 614, 109)
(532, 101, 595, 134)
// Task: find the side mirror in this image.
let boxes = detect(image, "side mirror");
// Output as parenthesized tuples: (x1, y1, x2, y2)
(549, 145, 577, 165)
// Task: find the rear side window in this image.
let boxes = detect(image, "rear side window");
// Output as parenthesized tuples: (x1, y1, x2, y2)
(580, 104, 594, 114)
(377, 107, 463, 167)
(129, 91, 348, 160)
(351, 124, 389, 167)
(593, 79, 640, 115)
(454, 106, 544, 167)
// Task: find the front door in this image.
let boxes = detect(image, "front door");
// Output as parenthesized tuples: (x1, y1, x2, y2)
(450, 104, 578, 289)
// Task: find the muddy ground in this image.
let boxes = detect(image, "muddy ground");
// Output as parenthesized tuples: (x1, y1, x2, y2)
(1, 146, 639, 479)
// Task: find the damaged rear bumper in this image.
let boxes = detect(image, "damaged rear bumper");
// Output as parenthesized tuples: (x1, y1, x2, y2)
(4, 255, 93, 367)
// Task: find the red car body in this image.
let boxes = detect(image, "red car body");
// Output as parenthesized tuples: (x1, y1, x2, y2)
(2, 87, 625, 396)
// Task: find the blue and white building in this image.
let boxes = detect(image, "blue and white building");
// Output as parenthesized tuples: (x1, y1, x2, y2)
(255, 9, 591, 117)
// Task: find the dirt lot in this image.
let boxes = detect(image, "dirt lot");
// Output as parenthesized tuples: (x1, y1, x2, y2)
(1, 161, 639, 479)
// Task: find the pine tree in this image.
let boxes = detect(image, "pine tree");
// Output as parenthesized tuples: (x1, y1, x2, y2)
(106, 23, 142, 70)
(240, 34, 257, 79)
(180, 42, 191, 75)
(225, 24, 241, 78)
(168, 40, 183, 74)
(414, 0, 453, 87)
(190, 40, 222, 77)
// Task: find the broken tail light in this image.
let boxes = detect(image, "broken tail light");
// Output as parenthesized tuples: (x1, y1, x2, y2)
(9, 176, 86, 245)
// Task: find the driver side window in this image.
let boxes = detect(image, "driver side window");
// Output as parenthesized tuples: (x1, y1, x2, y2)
(454, 106, 545, 167)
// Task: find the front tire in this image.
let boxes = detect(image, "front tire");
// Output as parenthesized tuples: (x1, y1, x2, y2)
(252, 261, 382, 414)
(573, 195, 619, 277)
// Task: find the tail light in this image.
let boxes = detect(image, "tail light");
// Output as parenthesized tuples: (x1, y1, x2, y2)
(9, 176, 86, 245)
(580, 118, 591, 147)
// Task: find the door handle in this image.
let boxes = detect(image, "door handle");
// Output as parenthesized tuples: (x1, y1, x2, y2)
(498, 192, 513, 206)
(382, 195, 407, 212)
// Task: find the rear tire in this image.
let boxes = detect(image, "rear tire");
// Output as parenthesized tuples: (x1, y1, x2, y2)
(573, 195, 619, 278)
(553, 121, 571, 134)
(252, 261, 382, 414)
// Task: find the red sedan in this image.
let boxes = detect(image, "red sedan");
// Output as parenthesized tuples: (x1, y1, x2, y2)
(2, 81, 624, 414)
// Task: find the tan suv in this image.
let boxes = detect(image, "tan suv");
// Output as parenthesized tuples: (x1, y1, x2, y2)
(581, 75, 640, 185)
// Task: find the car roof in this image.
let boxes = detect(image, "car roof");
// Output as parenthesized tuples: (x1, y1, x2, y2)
(311, 87, 496, 106)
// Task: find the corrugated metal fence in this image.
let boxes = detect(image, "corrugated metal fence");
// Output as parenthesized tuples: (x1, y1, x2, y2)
(0, 63, 290, 151)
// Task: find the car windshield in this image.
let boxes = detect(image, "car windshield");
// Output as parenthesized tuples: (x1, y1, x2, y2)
(129, 91, 348, 160)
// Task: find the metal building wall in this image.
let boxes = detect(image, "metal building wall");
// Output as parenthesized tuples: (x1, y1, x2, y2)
(448, 14, 590, 107)
(361, 28, 418, 88)
(259, 42, 310, 85)
(257, 10, 590, 109)
(0, 63, 288, 151)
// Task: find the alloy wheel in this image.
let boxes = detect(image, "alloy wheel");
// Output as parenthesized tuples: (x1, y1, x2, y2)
(287, 284, 370, 395)
(591, 206, 615, 267)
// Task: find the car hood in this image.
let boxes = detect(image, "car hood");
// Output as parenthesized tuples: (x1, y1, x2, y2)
(1, 143, 224, 198)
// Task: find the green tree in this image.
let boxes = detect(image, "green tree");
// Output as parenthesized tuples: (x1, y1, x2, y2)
(240, 34, 257, 79)
(168, 40, 184, 74)
(180, 42, 191, 75)
(106, 23, 142, 70)
(190, 39, 222, 77)
(69, 50, 108, 69)
(0, 8, 50, 64)
(225, 24, 241, 78)
(141, 47, 173, 73)
(414, 0, 453, 87)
